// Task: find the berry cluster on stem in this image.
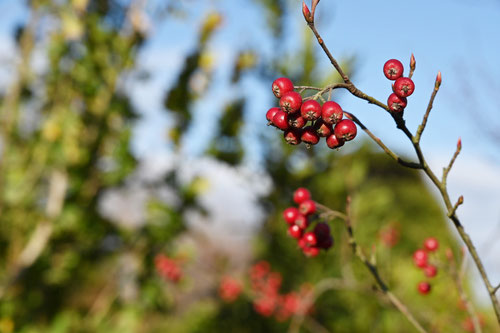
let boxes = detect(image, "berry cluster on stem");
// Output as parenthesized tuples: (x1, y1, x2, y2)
(412, 237, 440, 295)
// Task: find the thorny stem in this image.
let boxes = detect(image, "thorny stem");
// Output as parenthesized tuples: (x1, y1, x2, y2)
(320, 197, 428, 333)
(305, 8, 500, 324)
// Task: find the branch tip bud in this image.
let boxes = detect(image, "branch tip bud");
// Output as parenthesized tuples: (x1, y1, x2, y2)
(302, 1, 313, 23)
(435, 71, 442, 89)
(410, 53, 416, 71)
(457, 137, 462, 151)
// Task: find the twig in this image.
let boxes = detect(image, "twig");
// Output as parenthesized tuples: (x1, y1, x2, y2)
(305, 4, 500, 324)
(442, 138, 461, 186)
(415, 72, 441, 143)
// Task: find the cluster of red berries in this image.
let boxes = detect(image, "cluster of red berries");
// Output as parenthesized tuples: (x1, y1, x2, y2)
(412, 237, 439, 294)
(283, 188, 333, 257)
(250, 261, 311, 321)
(383, 59, 415, 113)
(219, 276, 243, 302)
(266, 77, 357, 149)
(155, 254, 182, 283)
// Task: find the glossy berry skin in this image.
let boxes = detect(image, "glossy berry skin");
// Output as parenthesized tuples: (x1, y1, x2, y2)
(303, 232, 317, 246)
(280, 91, 302, 114)
(272, 77, 294, 98)
(393, 77, 415, 98)
(413, 249, 428, 268)
(288, 114, 306, 129)
(303, 246, 320, 257)
(321, 101, 343, 125)
(300, 100, 322, 121)
(383, 59, 404, 80)
(299, 199, 316, 216)
(417, 281, 431, 295)
(424, 264, 438, 278)
(272, 110, 289, 130)
(288, 224, 303, 239)
(294, 214, 309, 229)
(300, 126, 320, 145)
(424, 237, 439, 252)
(293, 188, 311, 204)
(313, 119, 333, 137)
(266, 107, 281, 125)
(387, 93, 407, 113)
(284, 129, 301, 145)
(334, 119, 357, 141)
(283, 207, 300, 225)
(326, 134, 344, 149)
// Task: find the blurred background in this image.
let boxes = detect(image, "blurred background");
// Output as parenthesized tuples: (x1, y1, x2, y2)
(0, 0, 499, 332)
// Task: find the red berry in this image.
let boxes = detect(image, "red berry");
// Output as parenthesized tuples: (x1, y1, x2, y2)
(288, 113, 306, 129)
(387, 93, 407, 113)
(272, 110, 289, 130)
(424, 264, 438, 278)
(279, 91, 302, 114)
(293, 188, 311, 204)
(413, 249, 428, 268)
(266, 107, 281, 125)
(417, 281, 431, 295)
(288, 224, 303, 239)
(283, 207, 300, 225)
(321, 101, 343, 125)
(393, 77, 415, 98)
(326, 134, 344, 149)
(383, 59, 404, 80)
(300, 100, 322, 121)
(300, 126, 320, 145)
(294, 213, 309, 229)
(303, 246, 320, 257)
(298, 237, 307, 249)
(334, 119, 357, 141)
(424, 237, 439, 252)
(219, 276, 242, 302)
(284, 129, 302, 145)
(299, 199, 316, 216)
(272, 77, 294, 98)
(303, 231, 317, 246)
(313, 119, 333, 137)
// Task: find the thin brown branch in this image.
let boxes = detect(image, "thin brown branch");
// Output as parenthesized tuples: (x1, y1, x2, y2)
(442, 138, 461, 186)
(448, 195, 464, 218)
(493, 284, 500, 294)
(415, 75, 440, 143)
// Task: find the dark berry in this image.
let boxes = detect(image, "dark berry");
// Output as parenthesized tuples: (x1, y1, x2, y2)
(300, 100, 322, 121)
(301, 126, 320, 145)
(387, 93, 407, 113)
(334, 119, 357, 141)
(326, 134, 344, 149)
(272, 110, 289, 130)
(299, 199, 316, 216)
(394, 77, 415, 97)
(383, 59, 404, 80)
(424, 237, 439, 252)
(293, 188, 311, 204)
(284, 129, 302, 145)
(280, 91, 302, 114)
(283, 207, 300, 225)
(321, 101, 343, 125)
(272, 77, 294, 98)
(313, 222, 330, 242)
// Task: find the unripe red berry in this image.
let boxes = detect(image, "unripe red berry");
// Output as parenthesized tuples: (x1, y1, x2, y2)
(313, 119, 333, 137)
(387, 93, 407, 113)
(326, 134, 344, 149)
(280, 91, 302, 114)
(424, 237, 439, 252)
(272, 110, 289, 130)
(393, 77, 415, 98)
(424, 264, 438, 278)
(417, 281, 431, 295)
(303, 246, 320, 257)
(294, 213, 309, 229)
(413, 249, 428, 268)
(299, 199, 316, 216)
(284, 129, 302, 145)
(300, 100, 322, 121)
(321, 101, 343, 125)
(383, 59, 404, 80)
(266, 107, 281, 125)
(334, 119, 357, 141)
(272, 77, 294, 98)
(283, 207, 300, 225)
(288, 224, 303, 239)
(300, 126, 320, 145)
(293, 188, 311, 204)
(303, 231, 317, 246)
(288, 113, 306, 129)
